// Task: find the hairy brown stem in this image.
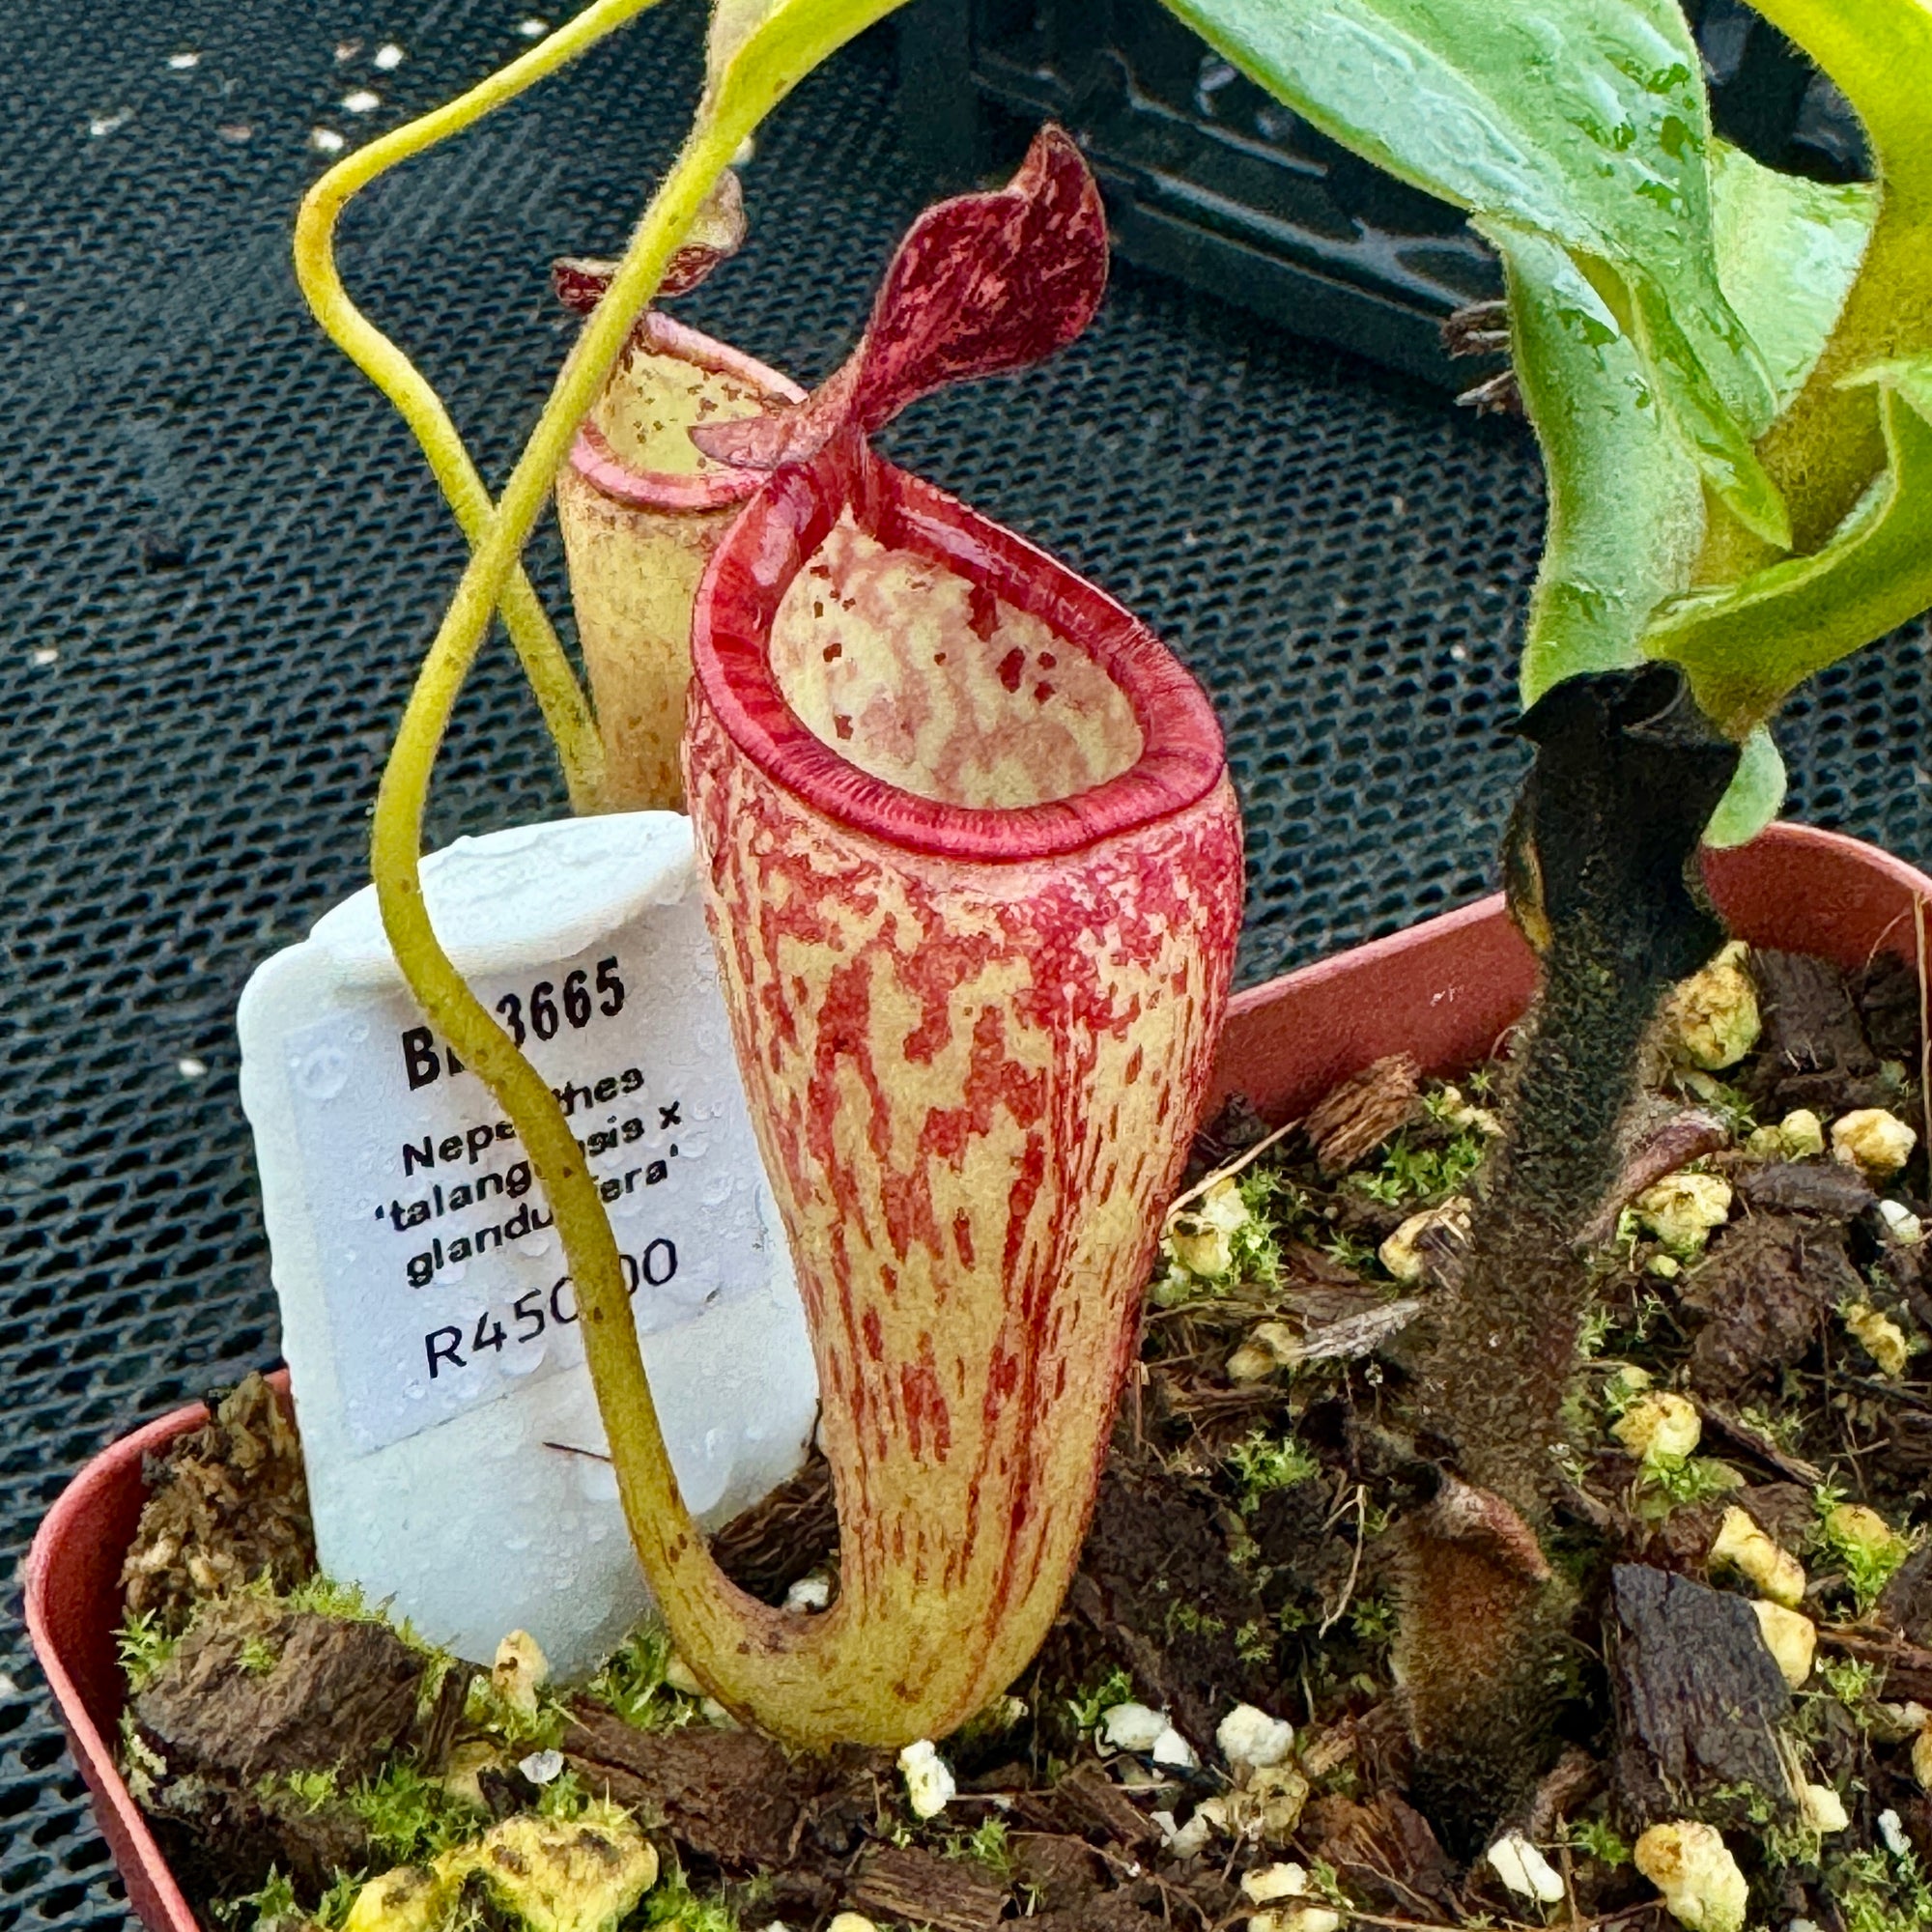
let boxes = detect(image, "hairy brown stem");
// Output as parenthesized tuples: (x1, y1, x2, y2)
(1398, 668, 1740, 1845)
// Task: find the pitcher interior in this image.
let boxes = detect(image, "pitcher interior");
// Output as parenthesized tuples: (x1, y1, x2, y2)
(591, 335, 776, 480)
(768, 509, 1145, 810)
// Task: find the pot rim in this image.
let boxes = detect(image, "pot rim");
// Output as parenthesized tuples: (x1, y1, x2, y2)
(688, 437, 1228, 863)
(25, 1382, 270, 1932)
(566, 310, 807, 515)
(1210, 819, 1932, 1122)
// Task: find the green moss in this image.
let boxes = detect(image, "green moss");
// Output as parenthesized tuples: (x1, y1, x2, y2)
(349, 1759, 477, 1865)
(582, 1620, 697, 1733)
(1636, 1454, 1745, 1518)
(1305, 1859, 1351, 1908)
(260, 1766, 340, 1811)
(234, 1572, 463, 1721)
(536, 1766, 591, 1822)
(1226, 1428, 1321, 1506)
(643, 1870, 740, 1932)
(1675, 1070, 1758, 1138)
(1321, 1231, 1378, 1273)
(215, 1868, 303, 1931)
(1835, 1846, 1932, 1932)
(1236, 1617, 1275, 1664)
(1576, 1306, 1617, 1359)
(1167, 1603, 1227, 1640)
(1349, 1595, 1397, 1648)
(312, 1872, 366, 1932)
(1814, 1489, 1913, 1615)
(239, 1633, 282, 1676)
(1156, 1166, 1300, 1303)
(1818, 1655, 1882, 1711)
(1342, 1087, 1491, 1210)
(262, 1573, 382, 1623)
(945, 1815, 1014, 1877)
(116, 1608, 180, 1694)
(1232, 1168, 1294, 1280)
(1737, 1401, 1806, 1452)
(1065, 1666, 1135, 1734)
(463, 1670, 566, 1755)
(118, 1711, 168, 1805)
(1570, 1817, 1632, 1867)
(261, 1574, 451, 1672)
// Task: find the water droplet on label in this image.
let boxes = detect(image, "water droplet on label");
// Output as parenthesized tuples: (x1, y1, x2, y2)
(576, 1459, 621, 1503)
(702, 1172, 733, 1206)
(501, 1341, 546, 1378)
(296, 1046, 351, 1100)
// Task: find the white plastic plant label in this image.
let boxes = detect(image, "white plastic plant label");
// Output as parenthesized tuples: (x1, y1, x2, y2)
(281, 925, 767, 1454)
(238, 812, 818, 1675)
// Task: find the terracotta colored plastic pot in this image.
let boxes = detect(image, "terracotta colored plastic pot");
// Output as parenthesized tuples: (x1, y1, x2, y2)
(25, 1371, 295, 1932)
(679, 430, 1245, 1736)
(27, 823, 1929, 1924)
(1206, 820, 1931, 1125)
(554, 311, 804, 810)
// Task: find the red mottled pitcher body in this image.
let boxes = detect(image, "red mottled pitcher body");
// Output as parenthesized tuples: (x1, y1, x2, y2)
(682, 438, 1242, 1731)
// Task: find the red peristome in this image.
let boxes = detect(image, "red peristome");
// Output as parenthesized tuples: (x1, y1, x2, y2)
(692, 125, 1107, 471)
(691, 434, 1224, 863)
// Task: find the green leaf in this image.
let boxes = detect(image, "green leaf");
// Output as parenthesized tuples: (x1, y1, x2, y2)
(1744, 0, 1932, 203)
(1499, 223, 1703, 710)
(1157, 0, 1782, 537)
(1644, 369, 1932, 736)
(1625, 270, 1787, 547)
(1701, 727, 1785, 849)
(1707, 142, 1875, 417)
(1848, 358, 1932, 423)
(701, 0, 911, 134)
(707, 0, 772, 79)
(1509, 143, 1874, 710)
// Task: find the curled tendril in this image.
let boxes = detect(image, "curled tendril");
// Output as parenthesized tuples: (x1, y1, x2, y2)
(292, 0, 668, 812)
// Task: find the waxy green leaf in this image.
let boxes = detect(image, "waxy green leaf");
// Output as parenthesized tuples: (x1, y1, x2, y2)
(1499, 222, 1703, 712)
(1700, 727, 1786, 849)
(1745, 0, 1932, 205)
(1504, 146, 1870, 841)
(1506, 147, 1870, 699)
(1157, 0, 1784, 541)
(1645, 368, 1932, 738)
(1707, 143, 1875, 417)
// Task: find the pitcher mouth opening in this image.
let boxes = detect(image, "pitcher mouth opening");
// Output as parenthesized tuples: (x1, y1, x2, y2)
(567, 312, 805, 516)
(689, 440, 1227, 863)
